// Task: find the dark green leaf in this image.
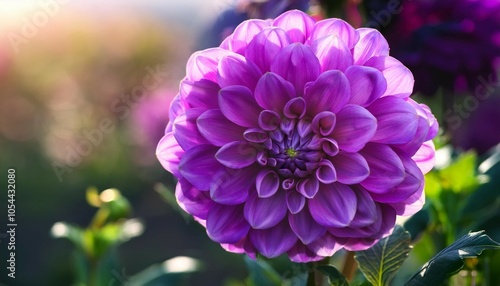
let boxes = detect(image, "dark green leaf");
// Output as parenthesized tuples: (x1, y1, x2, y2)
(244, 257, 282, 286)
(317, 265, 349, 286)
(406, 230, 500, 286)
(355, 225, 411, 286)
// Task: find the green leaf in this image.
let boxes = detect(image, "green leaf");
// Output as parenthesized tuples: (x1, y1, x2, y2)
(355, 225, 411, 286)
(244, 257, 282, 286)
(317, 265, 349, 286)
(439, 151, 478, 194)
(127, 256, 201, 286)
(154, 182, 192, 222)
(406, 230, 500, 286)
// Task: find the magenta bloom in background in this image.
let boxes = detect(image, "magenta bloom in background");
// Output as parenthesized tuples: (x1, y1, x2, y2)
(157, 10, 438, 262)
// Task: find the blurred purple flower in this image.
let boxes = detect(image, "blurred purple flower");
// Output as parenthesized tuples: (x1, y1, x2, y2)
(157, 10, 438, 262)
(366, 0, 500, 96)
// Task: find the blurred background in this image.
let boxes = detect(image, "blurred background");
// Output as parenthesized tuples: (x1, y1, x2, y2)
(0, 0, 499, 285)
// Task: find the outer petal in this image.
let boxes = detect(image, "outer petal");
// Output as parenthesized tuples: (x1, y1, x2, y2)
(289, 206, 327, 244)
(272, 10, 315, 43)
(176, 178, 213, 219)
(390, 183, 425, 216)
(215, 141, 257, 169)
(309, 183, 357, 227)
(179, 145, 221, 190)
(310, 35, 353, 72)
(249, 219, 298, 258)
(309, 18, 359, 49)
(156, 132, 184, 177)
(303, 70, 350, 114)
(270, 43, 321, 96)
(254, 72, 296, 112)
(412, 140, 436, 174)
(218, 85, 262, 127)
(228, 19, 271, 55)
(348, 185, 378, 228)
(307, 233, 344, 257)
(197, 109, 245, 146)
(344, 65, 387, 106)
(364, 56, 414, 98)
(353, 28, 389, 65)
(210, 166, 258, 205)
(331, 104, 377, 152)
(367, 97, 418, 145)
(173, 109, 210, 151)
(186, 48, 232, 82)
(246, 27, 292, 72)
(369, 150, 424, 203)
(359, 143, 405, 193)
(244, 190, 287, 229)
(286, 190, 306, 214)
(217, 54, 262, 90)
(288, 243, 324, 263)
(206, 204, 250, 243)
(330, 151, 370, 185)
(180, 79, 220, 109)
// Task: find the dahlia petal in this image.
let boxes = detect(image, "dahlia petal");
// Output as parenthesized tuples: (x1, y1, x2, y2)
(249, 220, 298, 258)
(186, 48, 232, 82)
(179, 145, 221, 190)
(315, 159, 337, 184)
(353, 28, 389, 65)
(370, 150, 424, 203)
(229, 19, 271, 55)
(197, 109, 245, 146)
(272, 10, 315, 43)
(303, 70, 350, 114)
(289, 206, 327, 244)
(307, 233, 343, 257)
(344, 65, 387, 106)
(173, 109, 210, 151)
(296, 176, 319, 199)
(215, 141, 257, 168)
(180, 79, 220, 110)
(393, 115, 429, 156)
(422, 105, 438, 141)
(246, 27, 292, 72)
(256, 169, 280, 198)
(210, 166, 258, 205)
(348, 186, 378, 228)
(206, 204, 249, 244)
(311, 111, 336, 136)
(258, 110, 281, 130)
(254, 72, 296, 111)
(310, 18, 359, 49)
(321, 138, 339, 156)
(331, 105, 377, 152)
(176, 179, 213, 219)
(156, 132, 184, 177)
(311, 35, 353, 72)
(283, 97, 306, 119)
(364, 56, 414, 98)
(288, 243, 324, 263)
(390, 184, 425, 216)
(309, 183, 357, 227)
(286, 190, 306, 214)
(167, 94, 187, 127)
(243, 128, 268, 143)
(218, 54, 262, 91)
(218, 85, 262, 127)
(344, 238, 378, 251)
(330, 151, 370, 185)
(244, 190, 287, 229)
(412, 140, 436, 174)
(367, 97, 419, 145)
(270, 43, 321, 96)
(359, 143, 405, 193)
(221, 238, 246, 254)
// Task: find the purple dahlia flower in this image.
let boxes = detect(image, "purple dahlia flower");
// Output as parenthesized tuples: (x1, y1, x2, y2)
(157, 10, 438, 262)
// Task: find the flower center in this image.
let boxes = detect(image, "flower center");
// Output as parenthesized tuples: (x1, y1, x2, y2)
(286, 148, 298, 158)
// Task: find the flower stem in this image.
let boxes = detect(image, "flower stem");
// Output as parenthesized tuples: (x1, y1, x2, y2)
(341, 251, 357, 280)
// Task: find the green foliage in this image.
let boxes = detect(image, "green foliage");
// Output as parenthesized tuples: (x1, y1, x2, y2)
(355, 226, 412, 286)
(406, 231, 500, 285)
(244, 257, 282, 286)
(317, 265, 349, 286)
